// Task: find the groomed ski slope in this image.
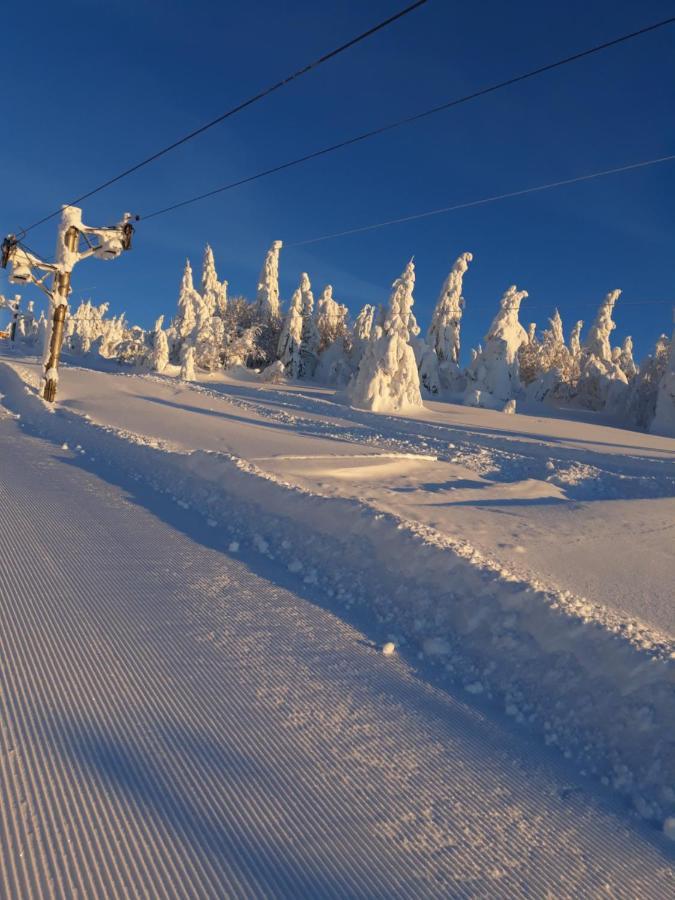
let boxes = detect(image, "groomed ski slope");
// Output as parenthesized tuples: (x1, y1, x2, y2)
(1, 397, 675, 897)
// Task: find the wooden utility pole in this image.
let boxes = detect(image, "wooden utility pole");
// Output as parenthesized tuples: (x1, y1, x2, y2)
(2, 205, 135, 403)
(43, 208, 80, 401)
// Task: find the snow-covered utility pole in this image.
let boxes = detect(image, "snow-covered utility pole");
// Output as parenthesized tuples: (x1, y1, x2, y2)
(1, 205, 135, 401)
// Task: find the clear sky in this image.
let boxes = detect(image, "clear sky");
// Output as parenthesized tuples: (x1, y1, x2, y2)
(2, 0, 674, 360)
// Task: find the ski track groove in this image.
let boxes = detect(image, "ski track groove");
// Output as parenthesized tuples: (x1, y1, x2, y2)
(1, 415, 674, 897)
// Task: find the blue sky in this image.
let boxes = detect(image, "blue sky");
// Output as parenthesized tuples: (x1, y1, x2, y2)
(2, 0, 674, 360)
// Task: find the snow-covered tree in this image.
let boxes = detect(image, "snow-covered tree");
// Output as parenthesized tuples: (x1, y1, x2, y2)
(255, 240, 283, 322)
(569, 319, 583, 358)
(584, 290, 621, 363)
(465, 285, 528, 407)
(223, 324, 263, 369)
(418, 342, 441, 395)
(315, 285, 349, 352)
(427, 251, 472, 374)
(180, 344, 196, 381)
(576, 290, 628, 410)
(518, 322, 540, 386)
(201, 245, 228, 317)
(650, 318, 675, 436)
(297, 273, 321, 377)
(173, 259, 201, 354)
(624, 334, 671, 427)
(618, 336, 637, 380)
(277, 287, 303, 377)
(194, 311, 225, 371)
(348, 260, 423, 412)
(152, 315, 169, 372)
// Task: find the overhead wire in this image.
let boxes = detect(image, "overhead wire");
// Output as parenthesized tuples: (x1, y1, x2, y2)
(286, 153, 675, 246)
(15, 0, 430, 237)
(140, 14, 675, 222)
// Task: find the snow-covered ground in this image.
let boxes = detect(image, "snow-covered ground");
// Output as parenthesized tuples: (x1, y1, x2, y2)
(1, 350, 675, 894)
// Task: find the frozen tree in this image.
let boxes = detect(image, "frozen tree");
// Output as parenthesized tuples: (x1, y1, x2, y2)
(277, 287, 303, 377)
(427, 251, 473, 379)
(315, 285, 349, 352)
(569, 320, 583, 358)
(195, 311, 225, 371)
(625, 334, 671, 428)
(152, 315, 169, 372)
(201, 245, 228, 317)
(223, 324, 263, 369)
(180, 344, 196, 381)
(465, 285, 528, 407)
(350, 304, 375, 371)
(348, 260, 423, 412)
(576, 290, 629, 410)
(173, 259, 201, 350)
(353, 304, 374, 344)
(418, 342, 441, 395)
(618, 336, 637, 380)
(297, 273, 321, 377)
(538, 309, 571, 377)
(518, 322, 540, 386)
(256, 240, 283, 322)
(650, 318, 675, 436)
(584, 290, 621, 363)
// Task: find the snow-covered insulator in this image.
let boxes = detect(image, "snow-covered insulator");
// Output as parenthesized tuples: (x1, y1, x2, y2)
(95, 232, 125, 260)
(9, 255, 32, 283)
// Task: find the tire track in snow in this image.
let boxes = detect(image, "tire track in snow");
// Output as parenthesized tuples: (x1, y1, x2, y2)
(0, 417, 674, 897)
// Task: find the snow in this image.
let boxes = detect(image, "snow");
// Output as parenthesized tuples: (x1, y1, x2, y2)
(381, 641, 396, 656)
(2, 349, 675, 881)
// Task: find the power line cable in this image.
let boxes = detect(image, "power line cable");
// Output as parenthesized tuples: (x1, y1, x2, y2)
(141, 14, 675, 222)
(286, 153, 675, 246)
(16, 0, 429, 237)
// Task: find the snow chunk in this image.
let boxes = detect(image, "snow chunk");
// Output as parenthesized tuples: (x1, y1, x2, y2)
(381, 641, 396, 656)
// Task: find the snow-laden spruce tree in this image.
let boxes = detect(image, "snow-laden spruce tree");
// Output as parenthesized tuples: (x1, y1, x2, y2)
(348, 260, 423, 412)
(180, 344, 196, 381)
(584, 289, 621, 363)
(618, 336, 637, 380)
(172, 260, 202, 359)
(152, 315, 169, 372)
(255, 240, 283, 322)
(297, 273, 321, 377)
(315, 285, 349, 352)
(518, 322, 539, 386)
(195, 310, 225, 371)
(465, 285, 528, 408)
(201, 245, 228, 317)
(649, 315, 675, 436)
(314, 285, 352, 385)
(569, 319, 583, 358)
(350, 304, 375, 371)
(577, 290, 628, 410)
(624, 333, 671, 428)
(277, 287, 303, 377)
(427, 251, 473, 389)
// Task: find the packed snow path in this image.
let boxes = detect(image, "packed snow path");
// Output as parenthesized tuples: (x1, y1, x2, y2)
(1, 418, 674, 897)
